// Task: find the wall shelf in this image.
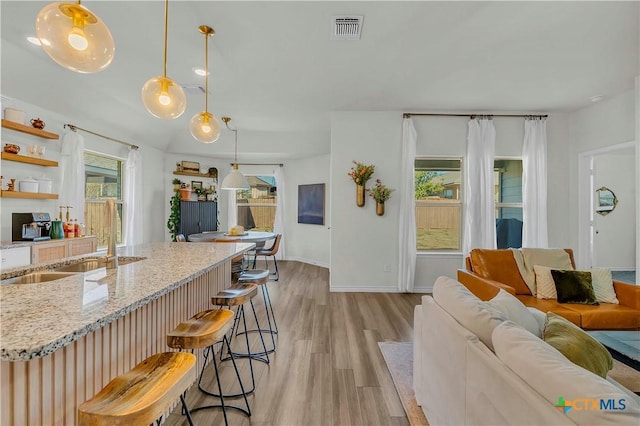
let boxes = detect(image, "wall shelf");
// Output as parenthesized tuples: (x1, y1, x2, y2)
(0, 190, 58, 199)
(1, 152, 58, 167)
(1, 119, 60, 140)
(173, 171, 217, 179)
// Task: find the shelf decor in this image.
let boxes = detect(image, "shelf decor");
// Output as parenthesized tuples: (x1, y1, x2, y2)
(368, 179, 394, 216)
(348, 160, 375, 207)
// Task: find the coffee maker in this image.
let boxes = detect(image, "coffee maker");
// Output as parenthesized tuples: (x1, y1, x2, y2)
(12, 212, 52, 241)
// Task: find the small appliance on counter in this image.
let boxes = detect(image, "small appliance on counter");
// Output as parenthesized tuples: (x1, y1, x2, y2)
(12, 212, 52, 241)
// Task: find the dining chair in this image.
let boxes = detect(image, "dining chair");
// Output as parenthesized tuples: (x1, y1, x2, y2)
(251, 234, 281, 281)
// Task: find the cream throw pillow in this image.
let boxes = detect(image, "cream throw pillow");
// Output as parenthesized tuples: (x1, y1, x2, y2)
(486, 289, 541, 336)
(432, 276, 506, 351)
(533, 265, 618, 304)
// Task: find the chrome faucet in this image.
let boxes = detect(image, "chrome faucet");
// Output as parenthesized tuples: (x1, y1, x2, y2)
(105, 199, 119, 269)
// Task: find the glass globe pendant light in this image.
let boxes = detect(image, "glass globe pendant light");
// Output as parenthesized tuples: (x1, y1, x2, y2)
(189, 25, 221, 143)
(220, 117, 250, 190)
(141, 0, 186, 119)
(35, 0, 114, 73)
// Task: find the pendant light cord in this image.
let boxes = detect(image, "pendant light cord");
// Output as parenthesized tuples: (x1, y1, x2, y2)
(163, 0, 168, 77)
(205, 30, 209, 112)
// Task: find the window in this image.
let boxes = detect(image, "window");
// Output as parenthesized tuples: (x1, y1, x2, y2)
(494, 159, 523, 248)
(84, 152, 123, 247)
(415, 158, 462, 251)
(236, 176, 277, 231)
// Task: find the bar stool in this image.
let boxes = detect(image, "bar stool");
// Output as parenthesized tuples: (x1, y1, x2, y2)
(167, 309, 250, 425)
(78, 352, 196, 426)
(237, 269, 278, 354)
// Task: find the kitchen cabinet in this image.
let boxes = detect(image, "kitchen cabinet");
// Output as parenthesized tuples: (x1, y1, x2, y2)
(31, 236, 98, 264)
(180, 201, 218, 237)
(0, 246, 31, 269)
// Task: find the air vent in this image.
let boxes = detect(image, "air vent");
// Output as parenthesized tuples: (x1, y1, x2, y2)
(332, 16, 363, 40)
(181, 84, 205, 95)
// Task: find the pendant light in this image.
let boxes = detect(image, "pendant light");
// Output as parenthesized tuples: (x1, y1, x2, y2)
(220, 117, 250, 190)
(189, 25, 221, 143)
(141, 0, 186, 119)
(35, 1, 114, 73)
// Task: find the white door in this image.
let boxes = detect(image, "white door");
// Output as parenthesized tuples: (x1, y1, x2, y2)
(592, 149, 635, 268)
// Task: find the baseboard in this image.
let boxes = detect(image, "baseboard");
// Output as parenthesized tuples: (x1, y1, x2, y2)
(330, 284, 431, 293)
(286, 256, 329, 269)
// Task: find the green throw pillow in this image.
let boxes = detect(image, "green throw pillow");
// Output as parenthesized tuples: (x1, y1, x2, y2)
(542, 312, 613, 378)
(550, 269, 599, 305)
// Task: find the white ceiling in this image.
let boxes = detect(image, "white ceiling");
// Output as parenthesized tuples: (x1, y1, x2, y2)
(1, 1, 638, 160)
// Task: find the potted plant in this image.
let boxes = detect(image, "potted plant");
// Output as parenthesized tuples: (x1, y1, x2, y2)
(167, 191, 181, 241)
(179, 183, 191, 201)
(368, 179, 394, 216)
(195, 187, 207, 201)
(348, 160, 375, 207)
(172, 178, 182, 192)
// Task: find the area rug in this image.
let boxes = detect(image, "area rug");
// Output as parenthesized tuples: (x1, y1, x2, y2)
(378, 342, 429, 426)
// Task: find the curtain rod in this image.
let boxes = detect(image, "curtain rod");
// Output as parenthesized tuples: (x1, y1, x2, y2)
(403, 113, 548, 119)
(231, 162, 283, 167)
(63, 124, 139, 150)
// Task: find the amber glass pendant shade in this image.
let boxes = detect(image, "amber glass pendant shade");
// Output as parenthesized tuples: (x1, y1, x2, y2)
(141, 76, 187, 119)
(35, 1, 115, 73)
(189, 111, 221, 144)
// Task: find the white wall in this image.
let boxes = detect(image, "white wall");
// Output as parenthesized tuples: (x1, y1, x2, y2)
(329, 111, 572, 292)
(568, 90, 637, 267)
(284, 154, 330, 267)
(593, 153, 636, 268)
(0, 98, 166, 244)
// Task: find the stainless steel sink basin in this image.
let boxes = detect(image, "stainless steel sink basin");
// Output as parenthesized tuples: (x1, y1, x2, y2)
(55, 256, 145, 273)
(1, 272, 78, 285)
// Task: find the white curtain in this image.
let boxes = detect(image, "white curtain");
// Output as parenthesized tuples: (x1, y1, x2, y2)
(124, 147, 142, 246)
(463, 117, 496, 257)
(272, 165, 286, 259)
(226, 166, 238, 228)
(522, 117, 548, 248)
(59, 131, 85, 222)
(398, 117, 417, 292)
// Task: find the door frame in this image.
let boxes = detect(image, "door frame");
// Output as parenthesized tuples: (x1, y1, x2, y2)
(577, 140, 636, 269)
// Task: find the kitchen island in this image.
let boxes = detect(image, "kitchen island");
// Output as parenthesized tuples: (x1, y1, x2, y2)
(0, 241, 253, 426)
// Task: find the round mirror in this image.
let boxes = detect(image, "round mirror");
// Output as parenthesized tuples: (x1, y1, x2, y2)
(595, 186, 618, 216)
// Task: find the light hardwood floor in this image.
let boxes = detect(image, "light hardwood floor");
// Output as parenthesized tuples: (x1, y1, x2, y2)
(165, 260, 424, 425)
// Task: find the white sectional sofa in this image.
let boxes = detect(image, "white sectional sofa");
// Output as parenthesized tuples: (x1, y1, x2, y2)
(413, 276, 640, 426)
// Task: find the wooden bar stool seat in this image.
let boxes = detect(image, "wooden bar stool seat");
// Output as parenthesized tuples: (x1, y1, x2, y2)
(237, 269, 278, 354)
(212, 283, 258, 306)
(78, 352, 196, 426)
(167, 309, 251, 425)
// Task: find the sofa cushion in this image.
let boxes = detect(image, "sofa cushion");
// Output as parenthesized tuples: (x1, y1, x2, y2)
(535, 266, 619, 304)
(555, 303, 640, 330)
(493, 321, 640, 425)
(487, 289, 541, 336)
(469, 249, 532, 295)
(551, 270, 599, 305)
(432, 276, 506, 351)
(543, 312, 613, 378)
(517, 296, 583, 326)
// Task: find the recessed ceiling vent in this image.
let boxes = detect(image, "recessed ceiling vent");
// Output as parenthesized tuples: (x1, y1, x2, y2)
(332, 16, 363, 40)
(181, 84, 205, 95)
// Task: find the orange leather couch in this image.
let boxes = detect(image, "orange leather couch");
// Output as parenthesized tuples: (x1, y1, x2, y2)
(457, 248, 640, 330)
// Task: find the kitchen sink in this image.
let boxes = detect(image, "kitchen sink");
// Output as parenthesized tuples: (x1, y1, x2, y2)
(55, 256, 145, 273)
(1, 271, 78, 285)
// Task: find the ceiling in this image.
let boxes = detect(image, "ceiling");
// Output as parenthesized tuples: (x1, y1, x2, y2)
(1, 1, 638, 160)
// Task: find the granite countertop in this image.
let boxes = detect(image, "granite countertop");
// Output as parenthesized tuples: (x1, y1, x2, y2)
(0, 241, 253, 361)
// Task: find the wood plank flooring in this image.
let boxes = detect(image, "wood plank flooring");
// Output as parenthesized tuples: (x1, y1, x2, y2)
(165, 261, 424, 425)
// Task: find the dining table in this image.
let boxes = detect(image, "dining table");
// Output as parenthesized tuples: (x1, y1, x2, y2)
(187, 230, 276, 245)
